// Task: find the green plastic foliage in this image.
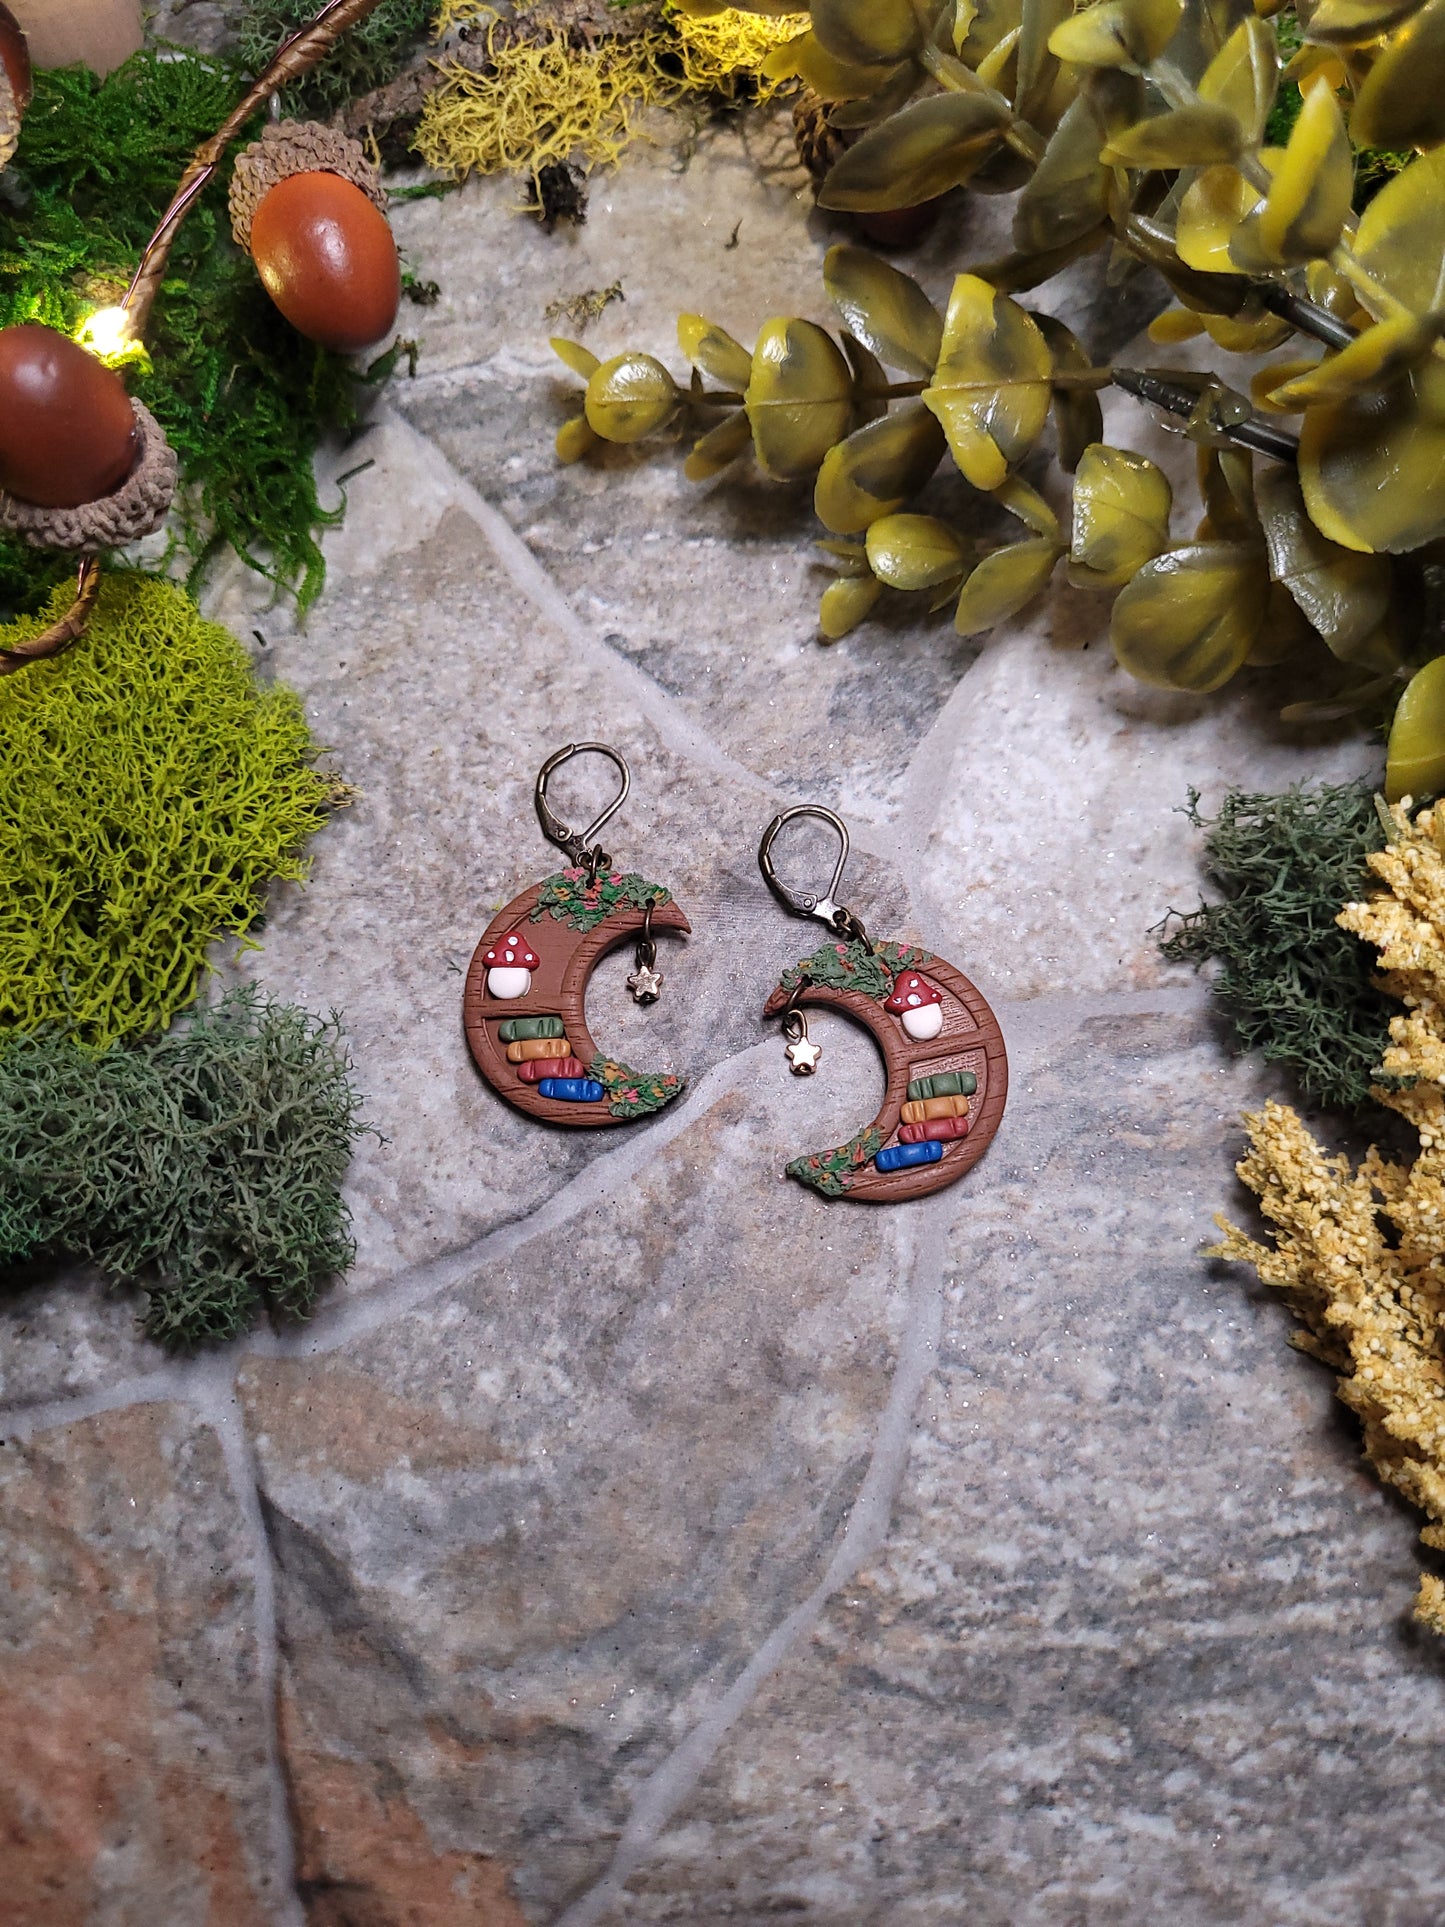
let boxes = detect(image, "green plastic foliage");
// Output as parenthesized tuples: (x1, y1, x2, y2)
(745, 319, 855, 479)
(1300, 361, 1445, 554)
(552, 337, 600, 380)
(954, 539, 1059, 634)
(1255, 465, 1393, 663)
(1197, 17, 1278, 148)
(820, 572, 884, 638)
(1352, 143, 1445, 317)
(585, 354, 681, 442)
(1271, 313, 1441, 408)
(811, 0, 923, 66)
(685, 410, 753, 481)
(815, 406, 947, 533)
(0, 575, 335, 1049)
(1387, 656, 1445, 800)
(1013, 94, 1113, 255)
(1104, 103, 1243, 167)
(818, 94, 1010, 211)
(866, 515, 968, 590)
(0, 989, 364, 1350)
(1069, 444, 1173, 589)
(767, 29, 901, 101)
(1111, 543, 1269, 691)
(1351, 0, 1445, 149)
(1048, 0, 1184, 70)
(1306, 0, 1429, 40)
(1177, 164, 1259, 273)
(678, 314, 753, 389)
(1253, 77, 1352, 265)
(923, 275, 1053, 490)
(824, 246, 943, 378)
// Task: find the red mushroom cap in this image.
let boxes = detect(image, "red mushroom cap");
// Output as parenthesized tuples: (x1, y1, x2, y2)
(482, 931, 540, 970)
(884, 970, 943, 1014)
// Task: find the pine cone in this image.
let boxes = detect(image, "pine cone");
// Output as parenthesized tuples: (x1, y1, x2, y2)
(792, 87, 852, 187)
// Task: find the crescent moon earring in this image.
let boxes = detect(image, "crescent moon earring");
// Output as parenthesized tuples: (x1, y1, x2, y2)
(758, 806, 1007, 1201)
(463, 743, 691, 1127)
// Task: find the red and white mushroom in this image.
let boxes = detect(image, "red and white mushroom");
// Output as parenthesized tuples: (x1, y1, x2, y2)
(483, 931, 540, 999)
(884, 969, 945, 1041)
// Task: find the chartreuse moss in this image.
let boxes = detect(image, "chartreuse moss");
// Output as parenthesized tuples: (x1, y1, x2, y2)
(0, 988, 364, 1349)
(0, 573, 341, 1049)
(1160, 783, 1394, 1112)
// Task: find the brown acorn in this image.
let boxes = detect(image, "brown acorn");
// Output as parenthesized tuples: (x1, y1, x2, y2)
(248, 171, 401, 353)
(0, 323, 138, 509)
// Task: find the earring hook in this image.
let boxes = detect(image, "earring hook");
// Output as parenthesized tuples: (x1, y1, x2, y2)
(758, 805, 868, 944)
(535, 742, 631, 876)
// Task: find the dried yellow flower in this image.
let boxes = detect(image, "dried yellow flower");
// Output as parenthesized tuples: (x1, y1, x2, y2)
(1215, 798, 1445, 1630)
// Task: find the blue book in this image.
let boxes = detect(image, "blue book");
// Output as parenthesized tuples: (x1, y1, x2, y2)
(538, 1076, 606, 1102)
(875, 1139, 945, 1173)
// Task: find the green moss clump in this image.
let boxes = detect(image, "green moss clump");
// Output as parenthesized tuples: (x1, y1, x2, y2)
(0, 572, 340, 1048)
(0, 989, 364, 1348)
(1160, 782, 1394, 1112)
(0, 49, 390, 613)
(237, 0, 435, 118)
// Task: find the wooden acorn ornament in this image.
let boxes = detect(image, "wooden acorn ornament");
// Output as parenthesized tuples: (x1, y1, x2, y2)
(0, 2, 31, 174)
(759, 806, 1007, 1202)
(464, 744, 691, 1130)
(229, 121, 400, 354)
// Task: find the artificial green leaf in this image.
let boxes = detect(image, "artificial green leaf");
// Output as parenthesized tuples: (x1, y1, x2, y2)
(1013, 94, 1112, 255)
(812, 0, 925, 67)
(1069, 443, 1172, 588)
(830, 63, 924, 128)
(1015, 0, 1071, 122)
(584, 354, 680, 443)
(995, 472, 1061, 538)
(957, 0, 1026, 65)
(1047, 0, 1183, 69)
(954, 538, 1059, 632)
(1176, 165, 1259, 274)
(556, 415, 599, 463)
(684, 409, 754, 482)
(1196, 17, 1277, 148)
(762, 29, 900, 100)
(817, 537, 870, 575)
(1252, 77, 1352, 265)
(1352, 0, 1445, 151)
(839, 331, 890, 424)
(1033, 312, 1104, 471)
(1299, 359, 1445, 553)
(1353, 146, 1445, 318)
(820, 573, 884, 640)
(744, 319, 855, 480)
(922, 274, 1054, 490)
(975, 23, 1022, 92)
(552, 337, 601, 379)
(824, 245, 944, 378)
(1102, 103, 1243, 167)
(1254, 464, 1394, 664)
(1306, 0, 1428, 40)
(1196, 445, 1257, 542)
(1270, 313, 1443, 408)
(818, 93, 1011, 211)
(865, 514, 969, 590)
(1387, 654, 1445, 800)
(814, 405, 948, 533)
(677, 315, 752, 389)
(1111, 543, 1268, 691)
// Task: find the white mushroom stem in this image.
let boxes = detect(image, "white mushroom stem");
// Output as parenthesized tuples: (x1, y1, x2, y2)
(901, 1003, 944, 1041)
(487, 966, 533, 999)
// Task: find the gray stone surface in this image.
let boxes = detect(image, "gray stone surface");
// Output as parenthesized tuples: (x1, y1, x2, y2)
(0, 71, 1433, 1927)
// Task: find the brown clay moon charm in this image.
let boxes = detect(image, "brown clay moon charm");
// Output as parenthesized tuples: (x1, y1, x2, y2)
(465, 868, 690, 1129)
(763, 936, 1006, 1201)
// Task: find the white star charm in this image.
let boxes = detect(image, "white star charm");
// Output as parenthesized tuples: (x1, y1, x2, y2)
(627, 962, 664, 1005)
(785, 1034, 822, 1076)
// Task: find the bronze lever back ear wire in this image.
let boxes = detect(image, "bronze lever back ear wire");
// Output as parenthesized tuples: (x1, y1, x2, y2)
(758, 804, 1009, 1202)
(462, 743, 690, 1128)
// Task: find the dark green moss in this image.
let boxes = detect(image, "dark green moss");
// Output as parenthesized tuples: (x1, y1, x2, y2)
(0, 989, 365, 1349)
(236, 0, 434, 118)
(1160, 782, 1394, 1112)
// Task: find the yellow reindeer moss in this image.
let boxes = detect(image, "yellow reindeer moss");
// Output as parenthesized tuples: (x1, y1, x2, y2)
(1214, 798, 1445, 1634)
(0, 573, 341, 1049)
(415, 7, 805, 181)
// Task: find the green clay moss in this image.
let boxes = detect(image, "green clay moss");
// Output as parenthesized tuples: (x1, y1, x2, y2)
(0, 49, 393, 613)
(0, 988, 364, 1348)
(0, 572, 340, 1048)
(1160, 782, 1394, 1112)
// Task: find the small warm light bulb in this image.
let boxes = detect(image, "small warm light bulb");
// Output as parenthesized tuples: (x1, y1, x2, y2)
(76, 305, 136, 363)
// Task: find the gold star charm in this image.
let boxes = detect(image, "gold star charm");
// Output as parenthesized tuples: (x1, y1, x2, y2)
(785, 1034, 822, 1076)
(627, 962, 664, 1005)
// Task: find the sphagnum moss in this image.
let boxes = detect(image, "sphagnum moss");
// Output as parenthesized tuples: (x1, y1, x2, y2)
(0, 573, 341, 1048)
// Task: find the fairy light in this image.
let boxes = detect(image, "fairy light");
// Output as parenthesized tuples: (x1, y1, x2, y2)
(74, 304, 137, 364)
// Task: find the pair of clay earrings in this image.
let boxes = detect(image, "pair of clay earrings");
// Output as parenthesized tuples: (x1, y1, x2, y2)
(463, 744, 1007, 1202)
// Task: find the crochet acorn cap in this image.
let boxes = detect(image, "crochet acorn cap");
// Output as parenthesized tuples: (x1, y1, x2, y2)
(0, 401, 179, 552)
(228, 120, 387, 252)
